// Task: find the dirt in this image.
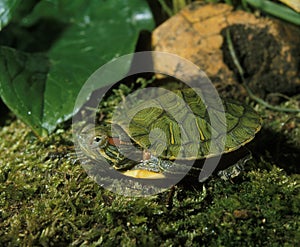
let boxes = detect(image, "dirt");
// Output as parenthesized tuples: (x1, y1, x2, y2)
(221, 24, 300, 100)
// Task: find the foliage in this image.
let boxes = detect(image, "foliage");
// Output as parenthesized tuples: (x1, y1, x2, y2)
(0, 0, 154, 136)
(245, 0, 300, 25)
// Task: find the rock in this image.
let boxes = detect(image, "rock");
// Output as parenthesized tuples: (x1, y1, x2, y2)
(152, 3, 300, 99)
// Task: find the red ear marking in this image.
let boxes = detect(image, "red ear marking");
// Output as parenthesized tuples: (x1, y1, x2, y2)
(108, 137, 120, 146)
(108, 138, 131, 146)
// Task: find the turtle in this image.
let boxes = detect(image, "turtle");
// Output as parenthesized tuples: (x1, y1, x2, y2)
(77, 88, 262, 180)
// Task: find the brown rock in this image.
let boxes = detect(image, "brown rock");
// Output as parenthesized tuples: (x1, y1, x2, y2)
(152, 3, 300, 99)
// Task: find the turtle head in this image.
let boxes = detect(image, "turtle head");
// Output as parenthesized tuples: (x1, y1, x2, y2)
(77, 124, 111, 160)
(77, 124, 143, 170)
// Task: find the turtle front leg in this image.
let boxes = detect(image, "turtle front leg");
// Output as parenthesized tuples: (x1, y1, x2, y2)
(122, 150, 194, 179)
(121, 150, 166, 179)
(135, 152, 193, 177)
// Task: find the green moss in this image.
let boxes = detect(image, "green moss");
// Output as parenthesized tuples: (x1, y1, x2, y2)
(1, 80, 299, 246)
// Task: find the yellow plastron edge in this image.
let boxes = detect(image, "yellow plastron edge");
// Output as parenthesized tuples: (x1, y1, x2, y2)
(123, 169, 166, 179)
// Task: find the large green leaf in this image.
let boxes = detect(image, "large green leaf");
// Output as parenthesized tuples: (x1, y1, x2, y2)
(0, 47, 49, 136)
(0, 0, 21, 29)
(0, 0, 36, 30)
(0, 0, 154, 136)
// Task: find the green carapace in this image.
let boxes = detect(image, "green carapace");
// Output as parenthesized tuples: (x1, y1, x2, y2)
(77, 88, 262, 179)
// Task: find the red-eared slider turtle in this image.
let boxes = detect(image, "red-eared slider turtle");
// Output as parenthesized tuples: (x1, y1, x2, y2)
(77, 88, 262, 180)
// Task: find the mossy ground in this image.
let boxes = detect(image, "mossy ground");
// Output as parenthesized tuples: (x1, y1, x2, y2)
(0, 81, 299, 246)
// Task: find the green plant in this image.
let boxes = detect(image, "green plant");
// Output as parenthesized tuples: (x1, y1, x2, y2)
(0, 0, 154, 137)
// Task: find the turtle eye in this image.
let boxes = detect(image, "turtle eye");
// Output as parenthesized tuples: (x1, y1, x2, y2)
(91, 135, 107, 148)
(93, 136, 101, 143)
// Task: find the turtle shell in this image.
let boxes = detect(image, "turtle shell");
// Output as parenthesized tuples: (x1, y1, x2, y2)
(114, 88, 262, 160)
